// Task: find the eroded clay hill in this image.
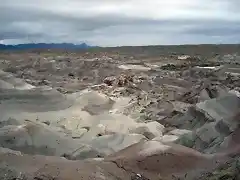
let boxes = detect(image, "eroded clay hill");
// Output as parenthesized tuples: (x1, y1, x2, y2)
(0, 46, 239, 179)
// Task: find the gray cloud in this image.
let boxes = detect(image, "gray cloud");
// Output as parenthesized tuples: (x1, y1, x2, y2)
(0, 0, 240, 46)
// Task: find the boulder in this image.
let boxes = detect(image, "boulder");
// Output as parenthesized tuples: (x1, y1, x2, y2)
(198, 85, 228, 102)
(168, 129, 192, 136)
(79, 91, 115, 115)
(90, 133, 147, 155)
(153, 135, 179, 143)
(196, 122, 220, 144)
(129, 121, 165, 139)
(196, 93, 240, 122)
(215, 120, 232, 136)
(199, 88, 212, 102)
(80, 124, 109, 142)
(175, 132, 197, 148)
(71, 128, 88, 139)
(165, 106, 209, 130)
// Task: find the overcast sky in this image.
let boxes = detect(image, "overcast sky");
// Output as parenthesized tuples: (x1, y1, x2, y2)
(1, 0, 240, 46)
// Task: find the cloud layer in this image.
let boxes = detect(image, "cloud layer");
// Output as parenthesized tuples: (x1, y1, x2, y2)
(1, 0, 240, 46)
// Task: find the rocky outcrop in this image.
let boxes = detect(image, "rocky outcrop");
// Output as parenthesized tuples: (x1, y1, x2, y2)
(170, 93, 240, 154)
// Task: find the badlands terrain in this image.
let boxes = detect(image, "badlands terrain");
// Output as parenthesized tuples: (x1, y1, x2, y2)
(0, 45, 240, 180)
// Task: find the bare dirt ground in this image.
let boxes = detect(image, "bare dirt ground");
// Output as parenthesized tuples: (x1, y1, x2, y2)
(0, 44, 240, 180)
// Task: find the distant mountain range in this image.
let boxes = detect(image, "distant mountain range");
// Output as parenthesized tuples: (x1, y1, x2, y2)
(0, 43, 92, 50)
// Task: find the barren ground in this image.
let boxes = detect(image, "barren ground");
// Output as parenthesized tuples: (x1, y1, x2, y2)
(0, 45, 240, 180)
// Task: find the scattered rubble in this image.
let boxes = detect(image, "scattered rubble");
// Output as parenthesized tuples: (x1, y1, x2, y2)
(178, 55, 191, 60)
(0, 49, 240, 180)
(103, 74, 134, 87)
